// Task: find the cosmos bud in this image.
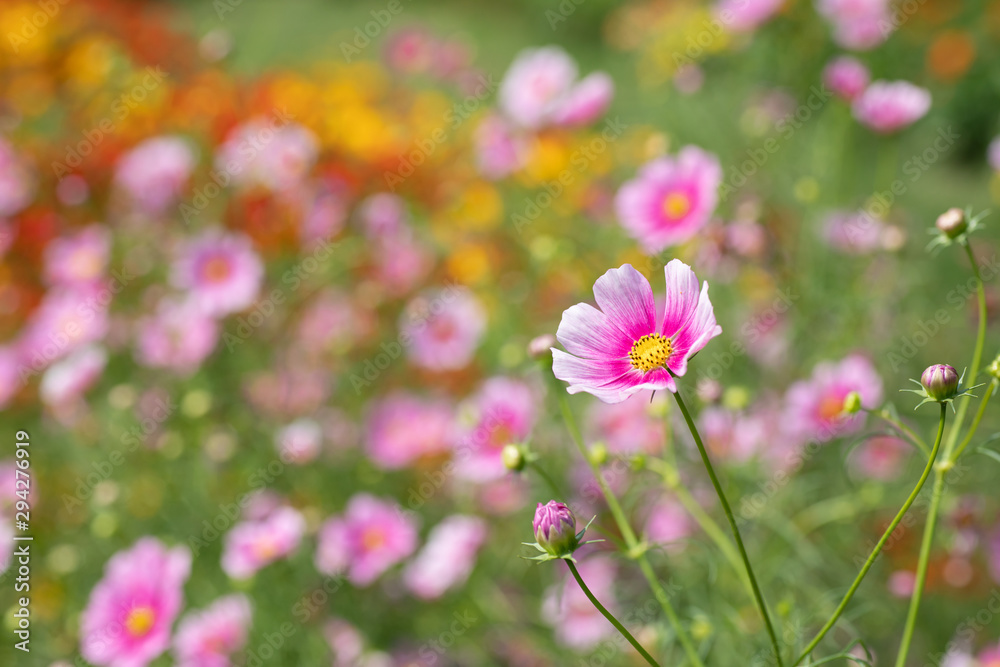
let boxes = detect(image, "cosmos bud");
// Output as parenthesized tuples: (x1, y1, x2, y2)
(935, 208, 967, 239)
(843, 391, 862, 414)
(533, 500, 577, 557)
(502, 444, 526, 472)
(920, 364, 959, 402)
(528, 334, 557, 361)
(987, 355, 1000, 381)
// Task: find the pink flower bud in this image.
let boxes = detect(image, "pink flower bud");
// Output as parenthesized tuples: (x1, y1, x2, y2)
(533, 501, 577, 556)
(921, 364, 959, 402)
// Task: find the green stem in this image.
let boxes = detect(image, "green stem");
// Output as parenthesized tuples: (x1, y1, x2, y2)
(556, 391, 705, 667)
(793, 404, 947, 666)
(565, 560, 661, 667)
(941, 243, 988, 459)
(864, 409, 930, 457)
(951, 381, 996, 461)
(672, 390, 784, 667)
(528, 461, 565, 499)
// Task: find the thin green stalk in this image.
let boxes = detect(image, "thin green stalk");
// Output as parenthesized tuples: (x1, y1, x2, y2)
(951, 381, 996, 461)
(893, 458, 946, 667)
(863, 409, 930, 457)
(793, 404, 947, 666)
(565, 560, 661, 667)
(528, 461, 565, 499)
(556, 391, 705, 667)
(672, 390, 784, 667)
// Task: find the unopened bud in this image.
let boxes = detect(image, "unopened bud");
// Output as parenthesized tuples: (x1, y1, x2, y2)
(588, 442, 608, 466)
(533, 500, 577, 557)
(502, 443, 525, 472)
(843, 391, 862, 414)
(921, 364, 959, 402)
(528, 334, 556, 361)
(935, 208, 967, 239)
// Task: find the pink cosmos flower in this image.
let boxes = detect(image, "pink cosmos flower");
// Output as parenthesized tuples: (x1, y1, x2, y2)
(817, 0, 892, 50)
(275, 418, 322, 464)
(0, 346, 22, 409)
(172, 594, 252, 667)
(43, 225, 111, 287)
(383, 27, 436, 75)
(114, 136, 195, 215)
(549, 72, 615, 127)
(822, 209, 883, 253)
(404, 515, 487, 599)
(699, 406, 763, 462)
(19, 285, 109, 366)
(314, 494, 418, 587)
(244, 364, 329, 419)
(400, 287, 487, 371)
(366, 393, 453, 470)
(586, 390, 665, 455)
(0, 137, 35, 217)
(784, 353, 883, 443)
(848, 435, 910, 481)
(40, 344, 107, 406)
(852, 81, 931, 134)
(324, 619, 366, 667)
(552, 262, 723, 403)
(372, 235, 433, 296)
(979, 645, 1000, 667)
(499, 47, 612, 129)
(300, 185, 348, 246)
(215, 119, 318, 192)
(541, 556, 618, 649)
(614, 147, 723, 253)
(296, 288, 375, 356)
(716, 0, 784, 32)
(454, 377, 536, 482)
(171, 230, 263, 316)
(474, 114, 528, 179)
(823, 56, 870, 101)
(135, 298, 219, 375)
(80, 538, 191, 667)
(221, 506, 306, 579)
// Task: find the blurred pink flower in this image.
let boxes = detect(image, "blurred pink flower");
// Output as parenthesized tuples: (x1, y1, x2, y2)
(823, 56, 870, 101)
(852, 81, 931, 133)
(404, 515, 487, 599)
(171, 230, 263, 316)
(699, 406, 762, 462)
(454, 377, 536, 482)
(221, 506, 306, 579)
(0, 346, 22, 409)
(817, 0, 892, 50)
(324, 618, 366, 667)
(300, 185, 348, 246)
(586, 390, 665, 455)
(785, 353, 883, 442)
(40, 344, 107, 406)
(887, 569, 915, 598)
(499, 46, 612, 129)
(541, 556, 618, 649)
(366, 393, 454, 470)
(173, 594, 252, 667)
(644, 496, 694, 548)
(401, 287, 487, 371)
(383, 27, 436, 74)
(550, 72, 615, 127)
(43, 225, 111, 287)
(0, 520, 11, 575)
(296, 288, 375, 355)
(135, 298, 219, 375)
(822, 209, 882, 254)
(474, 114, 527, 179)
(989, 136, 1000, 171)
(847, 435, 910, 480)
(674, 64, 705, 95)
(314, 494, 418, 587)
(978, 645, 1000, 666)
(552, 262, 722, 403)
(615, 147, 723, 253)
(114, 136, 195, 215)
(80, 538, 191, 667)
(372, 235, 433, 296)
(19, 285, 110, 367)
(244, 365, 329, 418)
(716, 0, 784, 32)
(0, 137, 35, 217)
(275, 418, 322, 464)
(215, 119, 318, 192)
(357, 193, 408, 239)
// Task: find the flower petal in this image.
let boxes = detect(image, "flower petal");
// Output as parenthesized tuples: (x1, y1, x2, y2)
(552, 350, 639, 403)
(556, 303, 633, 360)
(660, 259, 701, 338)
(668, 281, 722, 374)
(592, 264, 656, 342)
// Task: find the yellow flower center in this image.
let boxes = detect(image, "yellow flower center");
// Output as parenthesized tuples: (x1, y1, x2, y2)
(252, 537, 279, 560)
(202, 256, 232, 283)
(629, 334, 672, 372)
(818, 394, 844, 421)
(124, 607, 155, 637)
(662, 192, 691, 220)
(361, 528, 386, 551)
